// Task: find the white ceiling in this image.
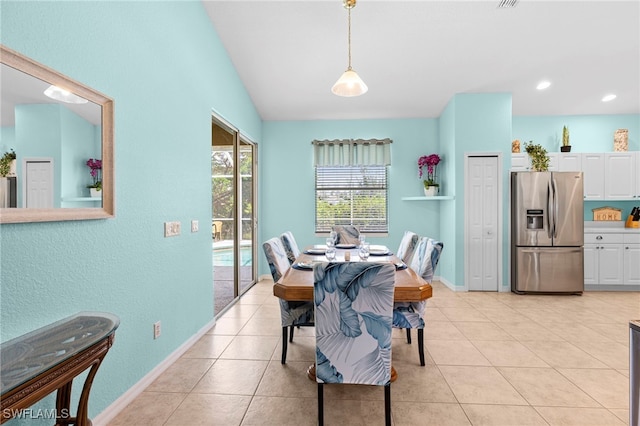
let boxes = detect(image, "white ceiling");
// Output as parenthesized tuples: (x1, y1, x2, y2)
(203, 0, 640, 121)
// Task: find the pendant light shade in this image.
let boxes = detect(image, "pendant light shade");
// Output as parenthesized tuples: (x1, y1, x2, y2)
(331, 69, 368, 97)
(332, 0, 367, 97)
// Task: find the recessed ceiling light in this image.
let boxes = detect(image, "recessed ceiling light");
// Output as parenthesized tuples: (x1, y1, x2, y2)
(536, 81, 551, 90)
(602, 94, 617, 102)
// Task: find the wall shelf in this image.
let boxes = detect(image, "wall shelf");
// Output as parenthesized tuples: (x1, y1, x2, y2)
(62, 197, 101, 202)
(401, 196, 455, 201)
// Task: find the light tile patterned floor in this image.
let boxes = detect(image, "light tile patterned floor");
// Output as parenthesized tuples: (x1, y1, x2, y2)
(109, 281, 637, 425)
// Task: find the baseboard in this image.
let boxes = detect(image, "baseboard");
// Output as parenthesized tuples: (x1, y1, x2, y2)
(585, 284, 640, 291)
(92, 317, 217, 426)
(437, 275, 466, 292)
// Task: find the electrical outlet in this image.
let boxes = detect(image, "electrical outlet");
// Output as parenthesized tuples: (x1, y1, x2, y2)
(153, 321, 161, 339)
(191, 220, 199, 233)
(164, 221, 181, 237)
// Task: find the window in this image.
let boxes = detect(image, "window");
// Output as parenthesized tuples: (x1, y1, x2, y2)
(315, 165, 388, 233)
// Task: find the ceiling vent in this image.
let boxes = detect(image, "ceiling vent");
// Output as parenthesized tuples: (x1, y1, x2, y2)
(497, 0, 519, 8)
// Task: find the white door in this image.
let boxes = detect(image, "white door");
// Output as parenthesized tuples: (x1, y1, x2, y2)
(582, 153, 605, 200)
(605, 153, 635, 199)
(467, 156, 499, 291)
(25, 159, 54, 208)
(583, 244, 598, 285)
(623, 244, 640, 285)
(599, 244, 624, 285)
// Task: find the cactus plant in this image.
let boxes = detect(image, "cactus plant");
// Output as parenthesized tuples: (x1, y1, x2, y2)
(562, 126, 570, 147)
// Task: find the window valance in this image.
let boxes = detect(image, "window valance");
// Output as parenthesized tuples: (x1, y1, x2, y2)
(312, 138, 392, 166)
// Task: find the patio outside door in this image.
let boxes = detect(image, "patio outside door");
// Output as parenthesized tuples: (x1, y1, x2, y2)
(211, 118, 257, 316)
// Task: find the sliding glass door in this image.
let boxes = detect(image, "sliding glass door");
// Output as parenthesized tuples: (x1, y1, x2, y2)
(211, 118, 257, 315)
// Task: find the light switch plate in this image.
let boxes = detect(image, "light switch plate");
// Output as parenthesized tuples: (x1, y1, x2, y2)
(164, 221, 181, 237)
(191, 220, 199, 233)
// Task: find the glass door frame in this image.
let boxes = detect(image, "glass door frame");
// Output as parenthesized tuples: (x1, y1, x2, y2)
(211, 113, 257, 315)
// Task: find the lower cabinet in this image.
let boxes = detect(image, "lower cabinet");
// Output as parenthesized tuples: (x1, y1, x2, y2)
(623, 235, 640, 285)
(585, 232, 639, 286)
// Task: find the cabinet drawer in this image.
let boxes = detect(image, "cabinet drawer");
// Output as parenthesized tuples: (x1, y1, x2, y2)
(584, 233, 624, 244)
(624, 233, 640, 244)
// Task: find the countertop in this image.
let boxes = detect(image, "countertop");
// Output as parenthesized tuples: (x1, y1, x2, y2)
(584, 221, 640, 234)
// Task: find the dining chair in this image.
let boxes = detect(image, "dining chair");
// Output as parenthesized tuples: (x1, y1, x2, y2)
(280, 231, 301, 265)
(396, 230, 419, 263)
(331, 225, 360, 245)
(262, 237, 314, 364)
(314, 262, 395, 426)
(392, 237, 443, 366)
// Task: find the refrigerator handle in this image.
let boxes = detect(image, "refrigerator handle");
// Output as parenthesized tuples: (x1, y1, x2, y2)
(552, 176, 559, 238)
(547, 180, 554, 239)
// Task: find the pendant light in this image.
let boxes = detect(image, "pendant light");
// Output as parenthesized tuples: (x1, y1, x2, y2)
(331, 0, 368, 97)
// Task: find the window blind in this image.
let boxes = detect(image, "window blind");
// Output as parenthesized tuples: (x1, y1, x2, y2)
(315, 165, 388, 233)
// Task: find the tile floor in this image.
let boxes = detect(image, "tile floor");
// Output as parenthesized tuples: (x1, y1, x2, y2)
(109, 280, 637, 425)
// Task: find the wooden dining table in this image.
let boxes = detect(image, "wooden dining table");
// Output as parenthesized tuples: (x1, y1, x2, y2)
(273, 245, 432, 382)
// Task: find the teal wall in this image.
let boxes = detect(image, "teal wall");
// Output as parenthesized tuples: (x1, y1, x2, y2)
(260, 118, 440, 274)
(1, 1, 261, 423)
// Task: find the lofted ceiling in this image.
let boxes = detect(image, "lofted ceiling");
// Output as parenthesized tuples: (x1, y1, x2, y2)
(202, 0, 640, 121)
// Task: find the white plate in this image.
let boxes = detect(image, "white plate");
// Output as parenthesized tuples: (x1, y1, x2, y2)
(306, 248, 326, 254)
(295, 262, 314, 269)
(369, 248, 389, 255)
(336, 243, 356, 249)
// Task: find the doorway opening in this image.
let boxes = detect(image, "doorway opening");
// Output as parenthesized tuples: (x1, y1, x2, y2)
(211, 116, 257, 315)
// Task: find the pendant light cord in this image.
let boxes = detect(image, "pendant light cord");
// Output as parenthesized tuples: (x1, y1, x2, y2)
(347, 5, 352, 70)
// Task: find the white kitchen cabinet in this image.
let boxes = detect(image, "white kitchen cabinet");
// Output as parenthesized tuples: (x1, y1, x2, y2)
(584, 232, 624, 285)
(558, 153, 582, 171)
(623, 234, 640, 285)
(605, 152, 637, 200)
(511, 153, 558, 171)
(511, 153, 528, 171)
(582, 153, 605, 200)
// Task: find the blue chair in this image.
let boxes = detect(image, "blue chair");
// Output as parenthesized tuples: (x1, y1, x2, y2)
(396, 230, 419, 263)
(314, 262, 395, 426)
(262, 237, 314, 364)
(331, 225, 360, 245)
(280, 231, 301, 265)
(393, 237, 443, 366)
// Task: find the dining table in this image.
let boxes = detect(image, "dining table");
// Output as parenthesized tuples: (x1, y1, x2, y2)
(273, 244, 432, 382)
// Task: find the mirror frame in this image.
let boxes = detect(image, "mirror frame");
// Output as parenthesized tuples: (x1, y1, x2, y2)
(0, 45, 114, 223)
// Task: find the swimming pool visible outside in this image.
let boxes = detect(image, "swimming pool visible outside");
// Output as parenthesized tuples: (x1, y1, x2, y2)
(213, 246, 252, 266)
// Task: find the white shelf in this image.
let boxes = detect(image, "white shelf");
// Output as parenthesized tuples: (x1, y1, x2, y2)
(401, 196, 455, 201)
(62, 197, 101, 202)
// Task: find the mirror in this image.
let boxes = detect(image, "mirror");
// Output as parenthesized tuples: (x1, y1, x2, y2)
(0, 45, 114, 223)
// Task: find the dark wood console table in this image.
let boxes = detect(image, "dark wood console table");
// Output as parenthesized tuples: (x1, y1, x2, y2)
(0, 312, 120, 425)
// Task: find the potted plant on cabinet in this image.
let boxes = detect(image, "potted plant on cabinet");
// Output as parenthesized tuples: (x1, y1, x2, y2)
(418, 153, 441, 196)
(0, 149, 16, 177)
(86, 158, 102, 197)
(524, 141, 549, 172)
(561, 126, 571, 152)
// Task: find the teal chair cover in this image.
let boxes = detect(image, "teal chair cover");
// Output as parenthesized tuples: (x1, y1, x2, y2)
(314, 262, 394, 425)
(392, 237, 443, 366)
(263, 237, 314, 364)
(331, 225, 360, 245)
(280, 231, 301, 265)
(396, 230, 419, 263)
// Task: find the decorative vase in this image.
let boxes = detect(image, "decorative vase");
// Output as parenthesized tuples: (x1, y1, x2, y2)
(423, 186, 437, 197)
(90, 188, 101, 198)
(614, 129, 628, 152)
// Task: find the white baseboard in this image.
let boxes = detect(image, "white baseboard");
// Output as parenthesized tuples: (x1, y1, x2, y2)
(438, 275, 466, 292)
(92, 317, 217, 426)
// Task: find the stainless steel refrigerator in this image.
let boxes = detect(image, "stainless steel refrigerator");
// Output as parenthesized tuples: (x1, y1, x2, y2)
(511, 171, 584, 294)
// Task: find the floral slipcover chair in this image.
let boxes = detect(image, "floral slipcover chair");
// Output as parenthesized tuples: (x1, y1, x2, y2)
(280, 231, 301, 265)
(314, 262, 394, 426)
(262, 237, 314, 364)
(392, 237, 443, 366)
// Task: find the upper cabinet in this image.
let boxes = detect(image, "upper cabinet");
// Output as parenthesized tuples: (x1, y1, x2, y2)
(511, 151, 638, 201)
(605, 152, 638, 200)
(583, 153, 605, 200)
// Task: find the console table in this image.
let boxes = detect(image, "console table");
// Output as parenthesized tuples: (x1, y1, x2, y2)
(1, 312, 120, 425)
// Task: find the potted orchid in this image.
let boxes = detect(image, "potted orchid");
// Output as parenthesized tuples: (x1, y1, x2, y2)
(86, 158, 102, 197)
(418, 153, 441, 196)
